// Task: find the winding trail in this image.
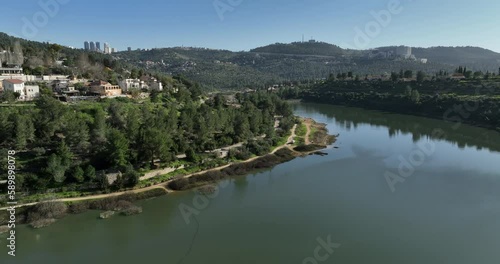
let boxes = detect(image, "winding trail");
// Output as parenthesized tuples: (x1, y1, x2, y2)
(0, 124, 299, 211)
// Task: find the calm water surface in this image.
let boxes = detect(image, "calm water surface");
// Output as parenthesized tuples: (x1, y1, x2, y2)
(2, 103, 500, 264)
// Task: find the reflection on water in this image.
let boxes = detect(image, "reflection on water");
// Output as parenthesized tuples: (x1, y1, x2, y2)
(3, 103, 500, 264)
(293, 103, 500, 153)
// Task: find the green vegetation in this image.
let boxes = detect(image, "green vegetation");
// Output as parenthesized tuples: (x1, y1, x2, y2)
(251, 41, 346, 57)
(0, 88, 295, 205)
(296, 123, 307, 137)
(297, 77, 500, 130)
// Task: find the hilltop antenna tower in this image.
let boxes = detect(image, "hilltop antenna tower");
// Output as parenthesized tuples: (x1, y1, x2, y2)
(302, 34, 304, 43)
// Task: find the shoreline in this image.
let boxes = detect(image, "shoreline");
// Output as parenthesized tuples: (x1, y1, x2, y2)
(299, 99, 500, 132)
(0, 117, 337, 228)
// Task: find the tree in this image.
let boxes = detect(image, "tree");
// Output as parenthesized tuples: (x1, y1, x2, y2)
(404, 70, 413, 79)
(464, 71, 473, 79)
(186, 148, 199, 163)
(139, 127, 172, 166)
(11, 114, 35, 150)
(416, 71, 426, 82)
(484, 71, 491, 80)
(71, 166, 85, 183)
(411, 90, 421, 104)
(106, 128, 129, 169)
(405, 86, 412, 98)
(130, 68, 139, 79)
(56, 141, 73, 169)
(91, 107, 107, 148)
(34, 95, 66, 141)
(0, 90, 16, 103)
(328, 73, 335, 81)
(84, 165, 96, 181)
(123, 164, 139, 187)
(46, 154, 66, 183)
(61, 112, 90, 153)
(473, 71, 483, 79)
(391, 72, 399, 82)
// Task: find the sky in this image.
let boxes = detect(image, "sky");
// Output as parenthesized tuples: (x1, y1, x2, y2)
(0, 0, 499, 52)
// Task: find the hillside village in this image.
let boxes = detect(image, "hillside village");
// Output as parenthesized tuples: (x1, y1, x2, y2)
(0, 62, 164, 102)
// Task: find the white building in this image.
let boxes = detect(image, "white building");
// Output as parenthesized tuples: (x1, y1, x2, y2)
(104, 43, 110, 54)
(119, 77, 163, 92)
(118, 79, 143, 92)
(24, 85, 40, 100)
(2, 79, 40, 100)
(2, 79, 25, 99)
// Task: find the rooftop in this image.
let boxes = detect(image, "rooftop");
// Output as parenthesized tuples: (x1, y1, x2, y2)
(3, 79, 24, 84)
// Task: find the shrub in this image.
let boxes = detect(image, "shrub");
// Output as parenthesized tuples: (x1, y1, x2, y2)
(32, 147, 46, 156)
(121, 205, 142, 216)
(68, 202, 89, 214)
(26, 202, 68, 223)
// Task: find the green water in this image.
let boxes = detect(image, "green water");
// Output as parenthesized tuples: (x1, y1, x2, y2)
(2, 103, 500, 264)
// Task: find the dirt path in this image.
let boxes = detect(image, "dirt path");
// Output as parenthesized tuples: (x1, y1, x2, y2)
(303, 119, 312, 145)
(0, 124, 299, 211)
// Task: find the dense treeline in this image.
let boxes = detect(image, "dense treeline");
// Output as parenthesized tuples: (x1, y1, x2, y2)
(296, 78, 500, 130)
(250, 41, 346, 56)
(0, 89, 294, 195)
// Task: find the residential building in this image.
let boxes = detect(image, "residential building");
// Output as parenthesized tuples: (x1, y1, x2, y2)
(89, 80, 122, 96)
(24, 85, 40, 100)
(90, 41, 96, 51)
(2, 79, 40, 100)
(111, 48, 116, 53)
(118, 79, 142, 92)
(84, 41, 90, 51)
(140, 76, 163, 91)
(96, 42, 101, 52)
(52, 79, 69, 92)
(2, 79, 25, 99)
(104, 43, 110, 54)
(119, 77, 163, 92)
(127, 47, 132, 52)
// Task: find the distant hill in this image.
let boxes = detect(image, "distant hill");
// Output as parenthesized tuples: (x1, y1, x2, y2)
(375, 45, 500, 68)
(251, 41, 346, 57)
(412, 46, 500, 65)
(3, 32, 498, 91)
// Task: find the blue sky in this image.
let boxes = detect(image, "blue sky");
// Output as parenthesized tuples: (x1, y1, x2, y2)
(1, 0, 499, 52)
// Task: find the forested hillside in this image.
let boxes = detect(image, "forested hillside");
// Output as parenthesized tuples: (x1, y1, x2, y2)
(250, 41, 347, 56)
(296, 78, 500, 131)
(117, 41, 500, 90)
(0, 88, 295, 196)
